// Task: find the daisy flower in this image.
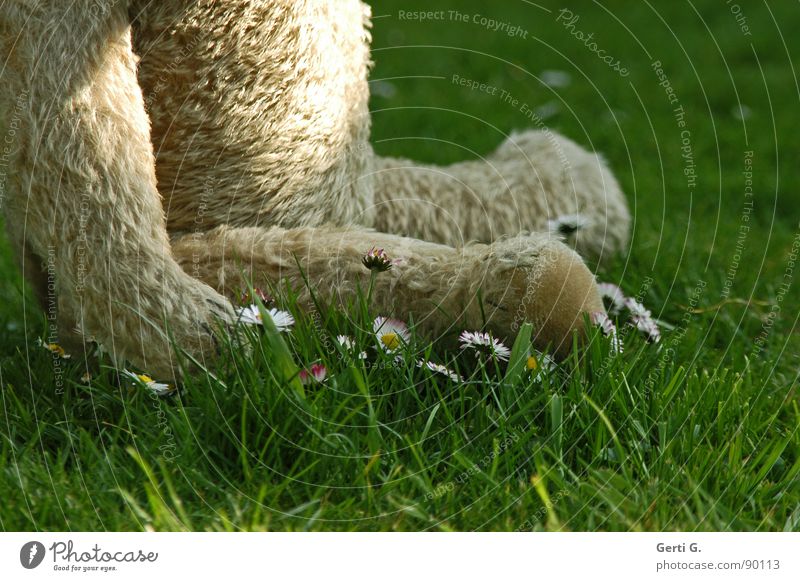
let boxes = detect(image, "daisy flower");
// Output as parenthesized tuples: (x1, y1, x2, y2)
(621, 297, 661, 343)
(236, 305, 295, 332)
(623, 297, 652, 319)
(631, 314, 661, 343)
(362, 247, 393, 272)
(37, 338, 71, 359)
(266, 308, 295, 332)
(540, 69, 572, 88)
(236, 304, 262, 325)
(591, 311, 616, 336)
(597, 282, 626, 315)
(525, 350, 557, 380)
(336, 335, 355, 350)
(416, 359, 462, 383)
(336, 335, 367, 359)
(122, 370, 175, 396)
(548, 213, 591, 237)
(299, 363, 327, 385)
(458, 330, 511, 362)
(591, 311, 623, 353)
(373, 317, 410, 352)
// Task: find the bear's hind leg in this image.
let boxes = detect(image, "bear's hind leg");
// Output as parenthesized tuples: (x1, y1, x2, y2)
(372, 130, 630, 266)
(171, 226, 603, 358)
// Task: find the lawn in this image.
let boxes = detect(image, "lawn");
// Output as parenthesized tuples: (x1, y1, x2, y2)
(1, 0, 798, 531)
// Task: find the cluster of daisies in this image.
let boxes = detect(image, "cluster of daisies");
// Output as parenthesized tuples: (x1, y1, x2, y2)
(38, 247, 660, 395)
(595, 282, 662, 346)
(219, 248, 563, 388)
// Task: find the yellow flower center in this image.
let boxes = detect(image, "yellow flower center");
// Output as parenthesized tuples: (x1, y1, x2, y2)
(138, 374, 154, 384)
(44, 342, 63, 355)
(526, 355, 538, 371)
(381, 332, 400, 350)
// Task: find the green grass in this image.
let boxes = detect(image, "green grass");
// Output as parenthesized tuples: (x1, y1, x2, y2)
(1, 0, 799, 531)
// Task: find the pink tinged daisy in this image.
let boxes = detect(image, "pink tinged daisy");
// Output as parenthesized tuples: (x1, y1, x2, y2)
(624, 297, 652, 319)
(362, 247, 393, 272)
(591, 311, 623, 353)
(37, 337, 71, 359)
(591, 311, 616, 336)
(597, 282, 627, 315)
(548, 213, 591, 237)
(622, 297, 661, 343)
(458, 330, 512, 362)
(416, 359, 463, 383)
(373, 317, 410, 352)
(239, 287, 274, 307)
(122, 370, 175, 396)
(299, 363, 327, 385)
(631, 315, 661, 343)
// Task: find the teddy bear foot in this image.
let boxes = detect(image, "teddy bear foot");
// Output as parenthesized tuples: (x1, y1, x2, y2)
(480, 235, 604, 358)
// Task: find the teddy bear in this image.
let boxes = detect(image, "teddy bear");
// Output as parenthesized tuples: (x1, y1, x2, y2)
(0, 0, 629, 378)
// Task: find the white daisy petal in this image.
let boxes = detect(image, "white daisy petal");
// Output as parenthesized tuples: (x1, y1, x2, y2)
(236, 304, 262, 325)
(266, 308, 295, 332)
(525, 350, 557, 381)
(631, 315, 661, 343)
(540, 69, 572, 88)
(624, 297, 651, 319)
(336, 335, 355, 350)
(458, 331, 511, 361)
(373, 317, 410, 352)
(591, 311, 616, 336)
(591, 312, 623, 353)
(597, 282, 627, 315)
(337, 335, 368, 360)
(416, 359, 462, 383)
(145, 380, 175, 396)
(122, 370, 176, 396)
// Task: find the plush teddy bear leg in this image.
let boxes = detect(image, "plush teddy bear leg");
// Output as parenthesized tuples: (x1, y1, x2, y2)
(371, 130, 630, 265)
(130, 0, 376, 234)
(1, 2, 236, 378)
(171, 226, 603, 358)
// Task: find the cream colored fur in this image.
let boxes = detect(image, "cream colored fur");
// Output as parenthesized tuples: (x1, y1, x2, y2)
(373, 131, 630, 263)
(1, 0, 626, 378)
